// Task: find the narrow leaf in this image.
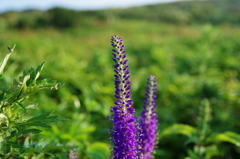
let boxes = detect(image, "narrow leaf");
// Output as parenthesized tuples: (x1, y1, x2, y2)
(0, 53, 11, 76)
(209, 131, 240, 146)
(159, 124, 196, 139)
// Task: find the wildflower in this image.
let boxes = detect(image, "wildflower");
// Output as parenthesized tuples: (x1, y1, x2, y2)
(109, 35, 137, 159)
(137, 75, 158, 159)
(66, 145, 78, 159)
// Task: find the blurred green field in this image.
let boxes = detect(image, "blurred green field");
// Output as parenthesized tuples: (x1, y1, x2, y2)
(1, 2, 240, 158)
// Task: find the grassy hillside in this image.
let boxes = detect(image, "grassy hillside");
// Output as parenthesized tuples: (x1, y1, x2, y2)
(1, 0, 240, 30)
(117, 0, 240, 24)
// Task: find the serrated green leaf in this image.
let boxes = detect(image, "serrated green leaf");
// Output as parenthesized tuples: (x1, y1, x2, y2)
(18, 122, 52, 129)
(159, 124, 196, 139)
(8, 141, 22, 148)
(2, 89, 21, 103)
(26, 112, 69, 123)
(6, 128, 17, 138)
(16, 102, 27, 111)
(25, 62, 45, 87)
(15, 112, 69, 135)
(0, 141, 21, 156)
(44, 143, 66, 151)
(23, 147, 48, 154)
(19, 80, 63, 98)
(1, 61, 63, 105)
(26, 112, 53, 122)
(17, 129, 42, 137)
(21, 140, 65, 159)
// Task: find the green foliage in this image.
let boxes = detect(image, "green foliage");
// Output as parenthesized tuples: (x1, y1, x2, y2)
(0, 47, 69, 158)
(160, 100, 240, 159)
(195, 99, 211, 143)
(1, 8, 240, 157)
(15, 112, 69, 137)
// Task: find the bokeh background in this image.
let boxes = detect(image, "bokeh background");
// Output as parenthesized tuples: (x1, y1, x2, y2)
(1, 0, 240, 158)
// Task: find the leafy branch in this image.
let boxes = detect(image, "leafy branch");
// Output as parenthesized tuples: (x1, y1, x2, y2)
(0, 45, 69, 158)
(160, 99, 240, 159)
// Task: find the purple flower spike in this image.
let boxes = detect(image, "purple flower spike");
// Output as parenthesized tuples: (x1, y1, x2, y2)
(137, 75, 158, 159)
(109, 35, 137, 159)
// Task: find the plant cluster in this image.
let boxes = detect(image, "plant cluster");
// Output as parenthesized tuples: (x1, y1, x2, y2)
(1, 32, 240, 159)
(0, 45, 70, 158)
(109, 35, 159, 159)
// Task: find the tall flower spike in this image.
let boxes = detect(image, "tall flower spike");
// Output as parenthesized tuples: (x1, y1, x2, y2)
(109, 35, 137, 159)
(138, 75, 158, 159)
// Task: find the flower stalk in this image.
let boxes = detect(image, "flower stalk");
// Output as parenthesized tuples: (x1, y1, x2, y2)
(109, 35, 137, 159)
(137, 75, 158, 159)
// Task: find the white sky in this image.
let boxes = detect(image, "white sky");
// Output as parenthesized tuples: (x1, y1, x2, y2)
(0, 0, 180, 13)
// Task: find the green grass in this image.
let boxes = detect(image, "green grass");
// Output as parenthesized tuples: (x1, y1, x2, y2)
(1, 19, 240, 158)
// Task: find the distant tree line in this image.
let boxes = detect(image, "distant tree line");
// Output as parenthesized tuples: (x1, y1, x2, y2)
(0, 0, 239, 30)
